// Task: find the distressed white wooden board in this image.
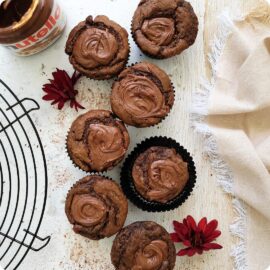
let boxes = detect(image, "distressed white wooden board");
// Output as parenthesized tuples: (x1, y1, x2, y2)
(0, 0, 259, 269)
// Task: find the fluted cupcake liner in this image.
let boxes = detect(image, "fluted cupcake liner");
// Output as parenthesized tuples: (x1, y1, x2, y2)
(111, 61, 175, 128)
(121, 136, 196, 212)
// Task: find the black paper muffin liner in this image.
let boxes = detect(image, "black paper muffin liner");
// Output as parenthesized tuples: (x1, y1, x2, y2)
(111, 62, 175, 128)
(121, 136, 196, 212)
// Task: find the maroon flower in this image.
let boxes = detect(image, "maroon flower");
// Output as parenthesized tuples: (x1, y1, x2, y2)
(170, 215, 222, 257)
(42, 69, 85, 111)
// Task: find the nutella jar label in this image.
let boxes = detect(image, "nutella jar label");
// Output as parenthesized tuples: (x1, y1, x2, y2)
(4, 1, 66, 56)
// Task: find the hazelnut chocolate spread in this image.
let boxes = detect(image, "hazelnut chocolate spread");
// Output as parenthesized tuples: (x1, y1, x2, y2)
(0, 0, 66, 56)
(111, 221, 176, 270)
(66, 110, 130, 172)
(65, 175, 128, 240)
(111, 62, 174, 127)
(132, 146, 189, 203)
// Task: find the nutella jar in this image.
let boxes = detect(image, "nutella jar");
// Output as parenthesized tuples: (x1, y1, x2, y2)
(0, 0, 66, 56)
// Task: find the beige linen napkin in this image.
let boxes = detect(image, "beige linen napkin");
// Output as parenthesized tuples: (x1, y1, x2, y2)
(193, 1, 270, 269)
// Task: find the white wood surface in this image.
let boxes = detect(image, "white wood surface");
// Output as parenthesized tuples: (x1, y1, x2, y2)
(0, 0, 259, 269)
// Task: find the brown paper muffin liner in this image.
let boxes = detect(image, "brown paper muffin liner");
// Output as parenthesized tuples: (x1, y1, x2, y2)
(111, 62, 175, 128)
(121, 136, 196, 212)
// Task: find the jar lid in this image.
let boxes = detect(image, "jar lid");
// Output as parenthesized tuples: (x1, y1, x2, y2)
(0, 0, 39, 35)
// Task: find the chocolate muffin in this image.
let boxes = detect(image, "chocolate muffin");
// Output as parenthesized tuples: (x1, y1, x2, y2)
(111, 62, 174, 127)
(65, 15, 130, 80)
(66, 110, 130, 172)
(133, 146, 188, 203)
(121, 137, 196, 212)
(131, 0, 198, 59)
(65, 175, 128, 240)
(111, 221, 176, 270)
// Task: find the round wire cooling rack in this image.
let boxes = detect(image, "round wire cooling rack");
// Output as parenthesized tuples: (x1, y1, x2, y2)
(0, 80, 50, 270)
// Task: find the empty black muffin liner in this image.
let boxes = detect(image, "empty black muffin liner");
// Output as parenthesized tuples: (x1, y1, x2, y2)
(111, 62, 175, 128)
(121, 136, 196, 212)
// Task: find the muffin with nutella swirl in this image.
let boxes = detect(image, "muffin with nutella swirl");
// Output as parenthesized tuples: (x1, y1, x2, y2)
(131, 0, 198, 59)
(121, 136, 196, 212)
(111, 221, 176, 270)
(67, 110, 130, 172)
(65, 175, 128, 240)
(132, 146, 189, 203)
(111, 62, 174, 127)
(65, 15, 130, 80)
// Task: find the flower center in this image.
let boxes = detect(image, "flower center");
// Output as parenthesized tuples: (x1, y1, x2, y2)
(191, 231, 202, 247)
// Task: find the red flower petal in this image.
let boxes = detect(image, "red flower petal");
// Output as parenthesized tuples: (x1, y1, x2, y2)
(177, 249, 189, 256)
(170, 233, 181, 243)
(204, 220, 218, 238)
(203, 243, 223, 250)
(187, 249, 196, 257)
(57, 100, 65, 110)
(173, 221, 189, 240)
(186, 215, 197, 231)
(74, 101, 85, 110)
(183, 240, 192, 247)
(198, 217, 207, 232)
(173, 220, 182, 230)
(71, 71, 82, 84)
(205, 230, 221, 243)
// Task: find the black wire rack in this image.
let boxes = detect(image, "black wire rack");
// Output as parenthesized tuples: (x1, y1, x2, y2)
(0, 80, 50, 270)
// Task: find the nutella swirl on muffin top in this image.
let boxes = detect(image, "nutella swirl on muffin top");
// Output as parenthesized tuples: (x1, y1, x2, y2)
(70, 194, 107, 226)
(67, 110, 130, 172)
(87, 123, 127, 170)
(66, 175, 128, 240)
(132, 240, 168, 270)
(111, 62, 174, 127)
(141, 18, 175, 46)
(72, 27, 118, 69)
(132, 146, 189, 203)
